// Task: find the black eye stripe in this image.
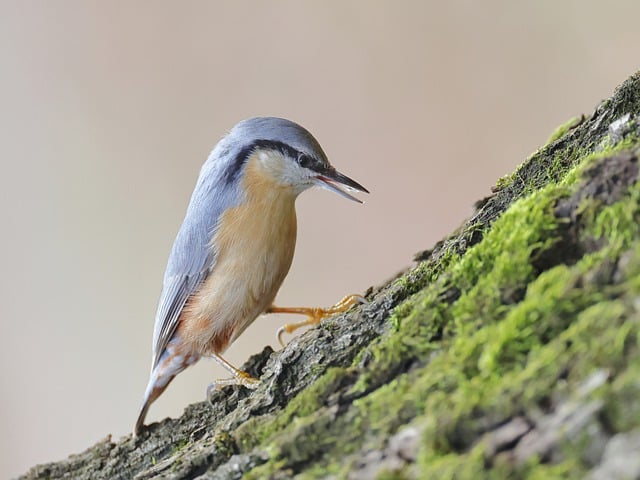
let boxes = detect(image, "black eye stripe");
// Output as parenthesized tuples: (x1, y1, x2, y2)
(224, 139, 323, 185)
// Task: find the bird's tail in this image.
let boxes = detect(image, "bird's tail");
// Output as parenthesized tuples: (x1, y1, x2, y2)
(134, 349, 196, 436)
(134, 369, 174, 437)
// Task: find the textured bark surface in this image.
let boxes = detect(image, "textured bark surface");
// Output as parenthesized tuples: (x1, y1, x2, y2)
(21, 71, 640, 479)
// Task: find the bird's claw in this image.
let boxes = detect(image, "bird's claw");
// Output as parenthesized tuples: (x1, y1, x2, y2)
(206, 371, 260, 403)
(277, 323, 299, 347)
(275, 293, 367, 347)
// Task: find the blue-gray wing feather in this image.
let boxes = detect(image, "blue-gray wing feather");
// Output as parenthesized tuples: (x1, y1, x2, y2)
(150, 150, 243, 371)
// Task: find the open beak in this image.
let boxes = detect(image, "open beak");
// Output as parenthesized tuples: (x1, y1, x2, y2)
(313, 169, 369, 203)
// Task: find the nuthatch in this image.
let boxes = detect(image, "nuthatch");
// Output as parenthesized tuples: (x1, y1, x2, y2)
(134, 117, 368, 435)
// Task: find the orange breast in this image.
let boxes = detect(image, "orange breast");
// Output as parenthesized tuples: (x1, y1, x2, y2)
(177, 153, 298, 355)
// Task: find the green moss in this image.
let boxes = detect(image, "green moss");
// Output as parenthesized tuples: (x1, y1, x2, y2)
(602, 356, 640, 432)
(377, 469, 411, 480)
(171, 438, 189, 456)
(590, 183, 640, 249)
(417, 443, 487, 479)
(212, 431, 235, 459)
(547, 116, 583, 144)
(518, 458, 588, 480)
(392, 250, 458, 302)
(235, 366, 352, 451)
(495, 105, 639, 197)
(495, 114, 583, 193)
(350, 181, 566, 403)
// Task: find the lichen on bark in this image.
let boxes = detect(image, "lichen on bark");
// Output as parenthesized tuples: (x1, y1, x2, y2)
(21, 71, 640, 479)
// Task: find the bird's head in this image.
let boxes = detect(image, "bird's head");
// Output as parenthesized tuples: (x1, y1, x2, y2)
(220, 117, 369, 203)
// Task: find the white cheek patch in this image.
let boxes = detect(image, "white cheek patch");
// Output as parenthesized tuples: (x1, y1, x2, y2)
(257, 150, 284, 177)
(254, 150, 313, 190)
(258, 151, 271, 166)
(282, 163, 309, 187)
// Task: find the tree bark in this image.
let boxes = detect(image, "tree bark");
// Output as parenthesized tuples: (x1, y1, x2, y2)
(21, 71, 640, 479)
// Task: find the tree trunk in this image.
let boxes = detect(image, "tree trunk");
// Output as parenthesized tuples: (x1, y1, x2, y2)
(21, 71, 640, 479)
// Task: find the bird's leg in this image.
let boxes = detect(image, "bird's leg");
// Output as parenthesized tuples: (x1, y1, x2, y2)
(267, 294, 366, 347)
(206, 352, 260, 400)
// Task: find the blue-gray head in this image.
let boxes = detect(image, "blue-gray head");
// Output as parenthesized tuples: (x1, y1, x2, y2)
(211, 117, 368, 202)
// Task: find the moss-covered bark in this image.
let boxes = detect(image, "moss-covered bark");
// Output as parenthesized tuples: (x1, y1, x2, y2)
(21, 71, 640, 479)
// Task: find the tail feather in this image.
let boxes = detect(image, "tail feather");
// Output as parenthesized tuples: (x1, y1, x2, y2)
(134, 379, 171, 436)
(134, 349, 196, 436)
(134, 400, 151, 437)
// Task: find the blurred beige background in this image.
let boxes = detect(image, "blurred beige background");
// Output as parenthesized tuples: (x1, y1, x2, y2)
(1, 1, 639, 477)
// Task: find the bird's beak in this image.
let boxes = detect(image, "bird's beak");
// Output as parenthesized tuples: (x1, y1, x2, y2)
(313, 168, 369, 204)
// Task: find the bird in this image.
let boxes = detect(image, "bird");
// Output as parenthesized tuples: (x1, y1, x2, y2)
(134, 117, 368, 436)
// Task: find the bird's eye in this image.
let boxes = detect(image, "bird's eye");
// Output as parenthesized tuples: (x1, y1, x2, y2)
(297, 154, 314, 169)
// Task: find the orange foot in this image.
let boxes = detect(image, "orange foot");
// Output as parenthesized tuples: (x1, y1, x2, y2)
(267, 294, 367, 347)
(206, 352, 260, 400)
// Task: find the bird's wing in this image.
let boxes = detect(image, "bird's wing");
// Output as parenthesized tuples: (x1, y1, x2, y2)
(150, 167, 242, 371)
